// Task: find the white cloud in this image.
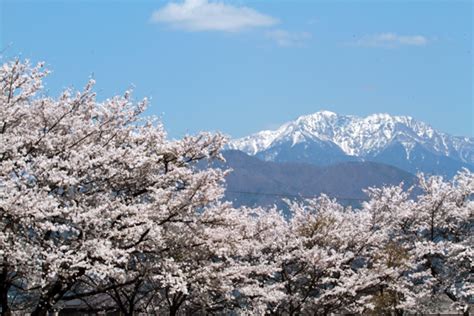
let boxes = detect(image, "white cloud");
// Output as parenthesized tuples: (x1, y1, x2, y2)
(355, 33, 428, 47)
(150, 0, 278, 32)
(266, 29, 312, 47)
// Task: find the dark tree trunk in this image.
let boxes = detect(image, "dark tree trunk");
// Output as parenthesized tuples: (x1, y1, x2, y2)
(169, 304, 180, 316)
(30, 309, 48, 316)
(31, 269, 85, 316)
(0, 264, 11, 316)
(0, 283, 11, 316)
(463, 307, 470, 316)
(30, 281, 64, 316)
(30, 297, 54, 316)
(169, 293, 185, 316)
(0, 296, 11, 316)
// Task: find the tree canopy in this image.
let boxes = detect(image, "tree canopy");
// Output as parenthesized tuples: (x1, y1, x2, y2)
(0, 59, 472, 315)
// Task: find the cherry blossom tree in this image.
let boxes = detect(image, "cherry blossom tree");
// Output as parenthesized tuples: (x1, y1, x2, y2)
(240, 196, 382, 315)
(0, 58, 228, 315)
(234, 173, 472, 315)
(409, 170, 473, 315)
(360, 170, 473, 315)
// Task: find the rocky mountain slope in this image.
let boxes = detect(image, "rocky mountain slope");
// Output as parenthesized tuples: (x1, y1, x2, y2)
(229, 111, 474, 176)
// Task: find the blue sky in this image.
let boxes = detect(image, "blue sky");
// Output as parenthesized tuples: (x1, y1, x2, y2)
(1, 0, 472, 138)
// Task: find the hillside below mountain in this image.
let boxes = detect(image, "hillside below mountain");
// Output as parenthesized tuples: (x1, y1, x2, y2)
(216, 150, 416, 209)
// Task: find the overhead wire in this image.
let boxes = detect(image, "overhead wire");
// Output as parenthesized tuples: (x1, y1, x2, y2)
(225, 190, 367, 202)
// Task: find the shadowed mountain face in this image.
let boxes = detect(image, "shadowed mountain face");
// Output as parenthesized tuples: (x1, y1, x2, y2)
(214, 150, 416, 210)
(256, 140, 361, 166)
(229, 111, 474, 177)
(369, 142, 472, 178)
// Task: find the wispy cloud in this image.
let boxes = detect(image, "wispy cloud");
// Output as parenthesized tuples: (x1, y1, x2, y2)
(150, 0, 278, 32)
(266, 29, 312, 47)
(354, 33, 429, 48)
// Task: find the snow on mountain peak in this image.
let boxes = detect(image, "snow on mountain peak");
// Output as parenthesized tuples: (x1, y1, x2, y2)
(313, 110, 337, 117)
(228, 111, 474, 164)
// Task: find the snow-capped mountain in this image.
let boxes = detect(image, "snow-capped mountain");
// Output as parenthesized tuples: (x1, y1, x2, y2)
(228, 111, 474, 176)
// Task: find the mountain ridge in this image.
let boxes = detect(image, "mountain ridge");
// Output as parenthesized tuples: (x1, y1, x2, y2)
(228, 111, 474, 176)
